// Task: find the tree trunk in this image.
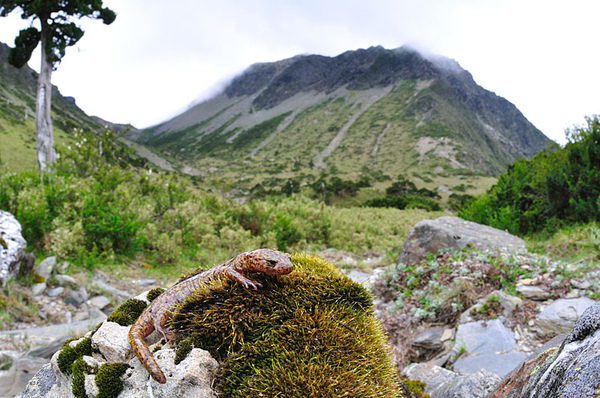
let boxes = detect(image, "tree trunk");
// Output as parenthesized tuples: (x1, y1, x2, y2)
(36, 20, 56, 173)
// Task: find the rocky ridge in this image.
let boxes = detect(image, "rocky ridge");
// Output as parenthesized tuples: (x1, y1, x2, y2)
(132, 45, 553, 181)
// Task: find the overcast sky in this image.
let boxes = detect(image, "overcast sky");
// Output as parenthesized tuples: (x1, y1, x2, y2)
(1, 0, 599, 144)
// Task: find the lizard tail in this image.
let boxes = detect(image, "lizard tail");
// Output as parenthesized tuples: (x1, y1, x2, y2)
(128, 325, 167, 384)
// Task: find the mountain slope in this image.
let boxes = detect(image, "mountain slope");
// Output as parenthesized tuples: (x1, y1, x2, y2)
(132, 46, 552, 189)
(0, 41, 106, 171)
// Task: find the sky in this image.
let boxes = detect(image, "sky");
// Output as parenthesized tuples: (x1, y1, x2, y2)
(1, 1, 599, 144)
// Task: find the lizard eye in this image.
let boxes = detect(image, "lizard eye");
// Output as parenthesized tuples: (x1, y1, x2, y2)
(267, 259, 278, 267)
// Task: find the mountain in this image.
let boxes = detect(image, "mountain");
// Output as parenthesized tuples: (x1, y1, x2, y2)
(0, 41, 106, 171)
(130, 45, 553, 190)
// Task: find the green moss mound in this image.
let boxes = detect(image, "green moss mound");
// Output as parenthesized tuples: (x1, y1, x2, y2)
(106, 298, 147, 326)
(146, 288, 165, 302)
(171, 252, 406, 397)
(96, 363, 130, 398)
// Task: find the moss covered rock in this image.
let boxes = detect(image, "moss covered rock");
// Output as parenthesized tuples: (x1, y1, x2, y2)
(171, 252, 408, 397)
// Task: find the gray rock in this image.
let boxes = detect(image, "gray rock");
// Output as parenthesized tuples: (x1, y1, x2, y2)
(398, 217, 526, 265)
(405, 362, 502, 398)
(454, 351, 528, 378)
(455, 319, 516, 355)
(346, 270, 371, 284)
(492, 290, 523, 316)
(55, 274, 76, 285)
(34, 256, 57, 282)
(32, 282, 46, 296)
(92, 278, 131, 300)
(88, 295, 111, 310)
(21, 318, 219, 398)
(413, 328, 444, 351)
(536, 297, 596, 336)
(0, 210, 27, 287)
(0, 356, 49, 397)
(46, 286, 64, 297)
(516, 285, 551, 301)
(138, 278, 156, 286)
(490, 302, 600, 397)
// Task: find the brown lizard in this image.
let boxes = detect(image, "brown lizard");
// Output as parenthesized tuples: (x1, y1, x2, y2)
(128, 248, 294, 384)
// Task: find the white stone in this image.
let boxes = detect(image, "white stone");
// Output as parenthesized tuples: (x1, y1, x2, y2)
(0, 210, 27, 287)
(91, 321, 133, 363)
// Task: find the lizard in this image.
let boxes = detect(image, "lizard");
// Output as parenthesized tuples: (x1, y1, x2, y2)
(128, 248, 294, 384)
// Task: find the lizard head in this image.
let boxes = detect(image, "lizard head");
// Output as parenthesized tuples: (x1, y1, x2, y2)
(234, 249, 294, 275)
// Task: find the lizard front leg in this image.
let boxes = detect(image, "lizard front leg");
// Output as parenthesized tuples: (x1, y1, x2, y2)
(225, 268, 262, 289)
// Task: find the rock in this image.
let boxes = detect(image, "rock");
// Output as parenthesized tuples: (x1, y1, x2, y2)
(20, 322, 221, 398)
(413, 328, 444, 351)
(454, 351, 528, 378)
(47, 286, 65, 297)
(34, 256, 57, 282)
(91, 322, 134, 363)
(92, 278, 131, 300)
(18, 252, 36, 277)
(490, 301, 600, 397)
(440, 328, 454, 342)
(138, 278, 156, 286)
(67, 286, 89, 307)
(453, 319, 527, 377)
(0, 355, 49, 397)
(32, 282, 47, 296)
(88, 295, 111, 310)
(536, 297, 596, 336)
(492, 290, 523, 316)
(346, 270, 372, 284)
(455, 319, 516, 355)
(572, 280, 591, 290)
(0, 210, 27, 287)
(55, 274, 76, 285)
(398, 217, 526, 265)
(516, 285, 550, 301)
(405, 362, 502, 398)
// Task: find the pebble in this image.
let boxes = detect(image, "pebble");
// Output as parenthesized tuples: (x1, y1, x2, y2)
(88, 295, 111, 310)
(138, 278, 157, 286)
(46, 287, 64, 297)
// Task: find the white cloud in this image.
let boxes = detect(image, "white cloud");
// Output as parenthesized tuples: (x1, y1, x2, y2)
(0, 0, 598, 141)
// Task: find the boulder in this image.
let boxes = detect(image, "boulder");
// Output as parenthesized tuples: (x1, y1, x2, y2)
(21, 322, 220, 398)
(398, 217, 526, 265)
(490, 301, 600, 397)
(535, 297, 596, 336)
(453, 319, 527, 378)
(0, 210, 27, 286)
(405, 362, 501, 398)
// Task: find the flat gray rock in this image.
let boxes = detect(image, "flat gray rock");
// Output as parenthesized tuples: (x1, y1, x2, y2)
(455, 319, 516, 355)
(454, 351, 529, 378)
(398, 217, 526, 265)
(536, 297, 596, 336)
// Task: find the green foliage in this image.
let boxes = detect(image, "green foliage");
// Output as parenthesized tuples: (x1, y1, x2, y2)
(171, 253, 406, 397)
(363, 195, 441, 212)
(461, 115, 600, 234)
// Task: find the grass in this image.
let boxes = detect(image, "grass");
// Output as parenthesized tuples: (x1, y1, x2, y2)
(526, 222, 600, 265)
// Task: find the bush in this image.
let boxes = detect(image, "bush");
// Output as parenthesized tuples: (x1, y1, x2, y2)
(461, 115, 600, 234)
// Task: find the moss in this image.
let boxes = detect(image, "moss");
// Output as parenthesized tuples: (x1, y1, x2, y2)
(72, 357, 96, 398)
(174, 337, 194, 365)
(146, 287, 165, 302)
(95, 363, 130, 398)
(57, 337, 93, 375)
(403, 378, 429, 398)
(106, 298, 147, 326)
(171, 253, 406, 397)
